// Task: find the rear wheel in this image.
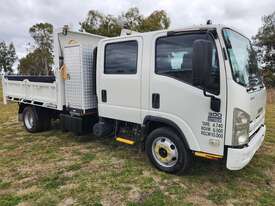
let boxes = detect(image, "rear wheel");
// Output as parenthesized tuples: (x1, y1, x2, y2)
(22, 106, 51, 133)
(23, 106, 41, 132)
(145, 127, 192, 174)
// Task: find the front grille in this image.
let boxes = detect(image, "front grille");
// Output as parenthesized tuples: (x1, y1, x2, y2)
(249, 125, 263, 142)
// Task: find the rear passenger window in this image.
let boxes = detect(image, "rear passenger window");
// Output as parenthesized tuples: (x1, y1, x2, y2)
(155, 33, 219, 88)
(104, 41, 138, 74)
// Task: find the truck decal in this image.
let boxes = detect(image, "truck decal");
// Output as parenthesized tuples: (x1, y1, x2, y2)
(201, 112, 223, 138)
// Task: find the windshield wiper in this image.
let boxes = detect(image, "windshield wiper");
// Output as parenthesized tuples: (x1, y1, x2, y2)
(247, 77, 264, 92)
(246, 86, 257, 92)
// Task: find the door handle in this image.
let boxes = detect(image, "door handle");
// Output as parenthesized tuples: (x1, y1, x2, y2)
(102, 90, 107, 102)
(152, 93, 160, 109)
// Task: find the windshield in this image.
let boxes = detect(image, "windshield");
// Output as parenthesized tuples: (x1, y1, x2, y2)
(223, 28, 262, 88)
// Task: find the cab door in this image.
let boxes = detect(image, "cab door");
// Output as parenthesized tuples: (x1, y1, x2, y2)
(149, 32, 226, 155)
(97, 37, 143, 123)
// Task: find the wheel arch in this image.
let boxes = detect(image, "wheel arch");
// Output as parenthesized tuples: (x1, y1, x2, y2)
(143, 115, 190, 149)
(18, 103, 28, 114)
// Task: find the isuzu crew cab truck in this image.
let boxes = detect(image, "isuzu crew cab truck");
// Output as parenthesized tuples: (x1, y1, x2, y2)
(2, 24, 266, 174)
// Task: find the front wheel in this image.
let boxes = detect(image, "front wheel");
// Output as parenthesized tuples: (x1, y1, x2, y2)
(145, 127, 192, 174)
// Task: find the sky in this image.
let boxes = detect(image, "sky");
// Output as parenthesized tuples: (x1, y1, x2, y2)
(0, 0, 275, 59)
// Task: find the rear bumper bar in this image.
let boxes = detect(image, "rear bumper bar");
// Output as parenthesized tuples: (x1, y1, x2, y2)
(226, 125, 266, 170)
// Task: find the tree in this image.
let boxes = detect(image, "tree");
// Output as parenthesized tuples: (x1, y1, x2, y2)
(18, 23, 53, 75)
(119, 7, 143, 31)
(18, 49, 48, 75)
(140, 10, 170, 32)
(261, 68, 275, 88)
(80, 10, 121, 37)
(29, 23, 53, 51)
(0, 41, 17, 74)
(253, 11, 275, 87)
(80, 7, 170, 37)
(253, 11, 275, 71)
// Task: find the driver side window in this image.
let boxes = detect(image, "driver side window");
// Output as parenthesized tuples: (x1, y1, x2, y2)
(155, 33, 220, 93)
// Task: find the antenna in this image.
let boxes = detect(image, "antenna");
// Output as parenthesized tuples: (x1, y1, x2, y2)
(206, 20, 212, 25)
(62, 25, 69, 35)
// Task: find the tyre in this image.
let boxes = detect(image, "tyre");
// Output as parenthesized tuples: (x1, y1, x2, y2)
(22, 106, 42, 133)
(41, 110, 51, 131)
(145, 127, 192, 174)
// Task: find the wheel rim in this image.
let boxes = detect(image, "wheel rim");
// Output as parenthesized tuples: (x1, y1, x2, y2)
(24, 110, 34, 130)
(152, 136, 178, 168)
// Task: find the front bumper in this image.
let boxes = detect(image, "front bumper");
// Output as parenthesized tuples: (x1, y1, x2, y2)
(226, 125, 266, 170)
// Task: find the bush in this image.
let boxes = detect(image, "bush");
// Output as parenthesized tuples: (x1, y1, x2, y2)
(261, 69, 275, 88)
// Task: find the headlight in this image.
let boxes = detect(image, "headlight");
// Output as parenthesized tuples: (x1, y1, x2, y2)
(232, 108, 250, 146)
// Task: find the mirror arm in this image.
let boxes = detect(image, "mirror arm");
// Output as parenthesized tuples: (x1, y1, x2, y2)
(203, 88, 212, 98)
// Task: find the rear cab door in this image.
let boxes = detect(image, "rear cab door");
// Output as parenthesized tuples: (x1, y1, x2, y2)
(97, 36, 143, 123)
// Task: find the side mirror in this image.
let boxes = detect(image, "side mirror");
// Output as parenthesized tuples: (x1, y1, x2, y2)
(192, 39, 213, 88)
(192, 39, 221, 113)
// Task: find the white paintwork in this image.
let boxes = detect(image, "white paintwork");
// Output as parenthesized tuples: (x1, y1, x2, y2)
(216, 28, 267, 147)
(97, 24, 266, 160)
(97, 36, 143, 123)
(3, 78, 58, 109)
(148, 31, 227, 155)
(227, 125, 266, 170)
(97, 25, 228, 154)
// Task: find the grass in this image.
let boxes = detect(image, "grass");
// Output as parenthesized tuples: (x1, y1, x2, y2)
(0, 85, 274, 206)
(0, 194, 21, 206)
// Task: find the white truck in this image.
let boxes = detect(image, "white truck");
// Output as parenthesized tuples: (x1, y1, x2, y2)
(2, 24, 266, 174)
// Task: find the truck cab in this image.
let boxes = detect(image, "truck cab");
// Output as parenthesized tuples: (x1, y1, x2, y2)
(96, 24, 266, 173)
